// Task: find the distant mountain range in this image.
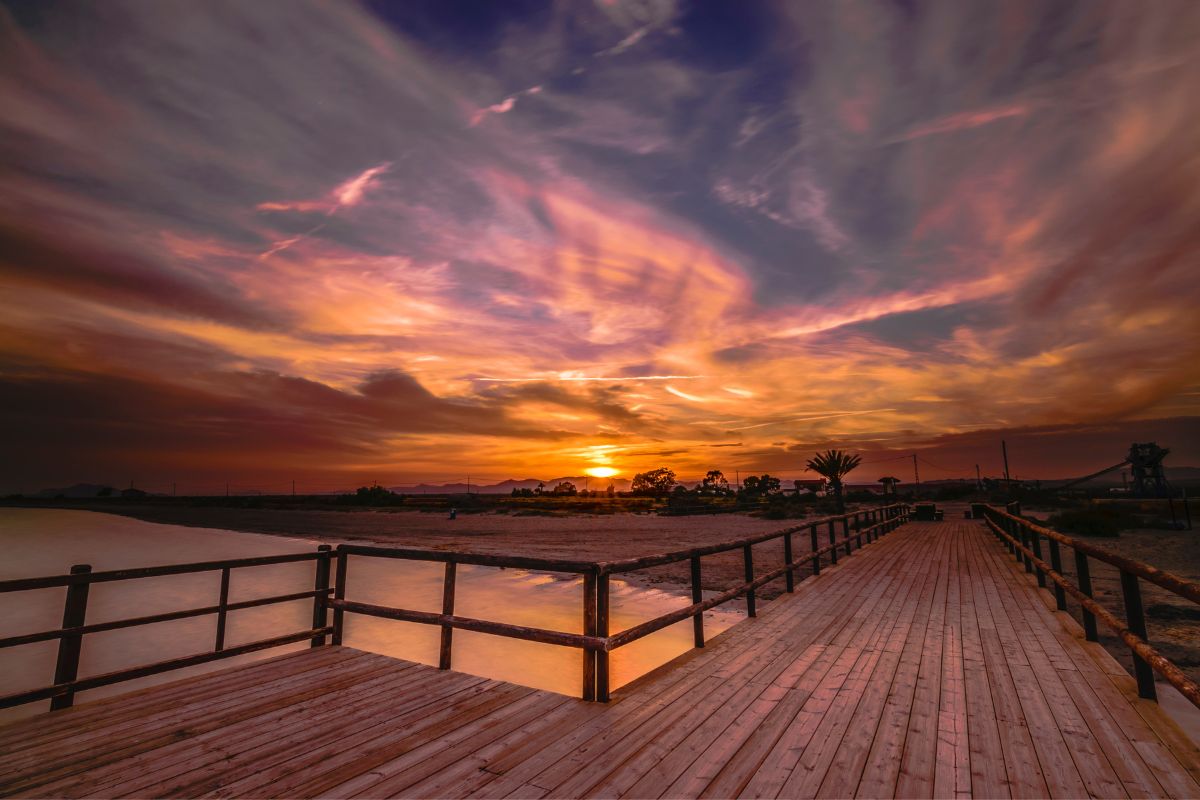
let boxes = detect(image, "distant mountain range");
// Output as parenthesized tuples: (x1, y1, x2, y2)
(387, 476, 633, 494)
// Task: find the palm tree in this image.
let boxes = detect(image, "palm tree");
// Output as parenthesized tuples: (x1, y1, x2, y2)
(805, 450, 863, 513)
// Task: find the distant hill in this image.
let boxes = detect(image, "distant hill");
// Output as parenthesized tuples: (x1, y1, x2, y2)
(33, 483, 117, 498)
(387, 476, 633, 494)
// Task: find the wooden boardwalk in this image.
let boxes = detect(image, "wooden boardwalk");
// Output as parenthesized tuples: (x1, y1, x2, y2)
(2, 520, 1199, 798)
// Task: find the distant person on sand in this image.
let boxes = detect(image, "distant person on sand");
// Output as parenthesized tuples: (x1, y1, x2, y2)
(448, 507, 457, 520)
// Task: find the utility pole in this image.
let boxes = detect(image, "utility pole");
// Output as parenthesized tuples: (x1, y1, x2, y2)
(172, 482, 176, 497)
(735, 470, 740, 491)
(1001, 440, 1011, 482)
(912, 454, 920, 489)
(467, 475, 471, 494)
(225, 482, 229, 497)
(974, 464, 981, 489)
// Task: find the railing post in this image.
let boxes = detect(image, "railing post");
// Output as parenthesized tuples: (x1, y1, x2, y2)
(215, 567, 230, 652)
(691, 556, 705, 647)
(311, 545, 332, 647)
(332, 550, 348, 646)
(583, 572, 597, 701)
(1074, 551, 1099, 641)
(842, 517, 852, 554)
(51, 565, 91, 711)
(743, 544, 756, 617)
(1021, 523, 1034, 574)
(439, 561, 456, 670)
(783, 532, 795, 593)
(1046, 539, 1066, 611)
(1120, 570, 1157, 700)
(810, 524, 820, 575)
(597, 574, 610, 702)
(828, 520, 838, 565)
(1030, 526, 1046, 588)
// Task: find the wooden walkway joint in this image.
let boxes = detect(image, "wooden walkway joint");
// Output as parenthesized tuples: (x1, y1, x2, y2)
(2, 520, 1199, 798)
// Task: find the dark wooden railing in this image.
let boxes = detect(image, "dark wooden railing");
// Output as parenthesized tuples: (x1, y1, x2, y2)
(0, 546, 334, 710)
(328, 504, 911, 701)
(2, 505, 912, 710)
(982, 504, 1200, 710)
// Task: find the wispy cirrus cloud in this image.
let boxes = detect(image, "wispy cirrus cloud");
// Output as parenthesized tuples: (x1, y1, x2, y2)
(0, 0, 1198, 490)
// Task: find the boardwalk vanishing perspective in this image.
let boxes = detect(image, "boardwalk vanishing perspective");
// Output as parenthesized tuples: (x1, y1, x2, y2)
(2, 519, 1199, 798)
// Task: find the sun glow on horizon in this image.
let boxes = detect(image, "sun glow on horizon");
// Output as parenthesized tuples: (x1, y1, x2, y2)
(585, 466, 619, 478)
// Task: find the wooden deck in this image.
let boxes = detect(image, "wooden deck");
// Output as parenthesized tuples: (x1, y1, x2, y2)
(3, 520, 1199, 798)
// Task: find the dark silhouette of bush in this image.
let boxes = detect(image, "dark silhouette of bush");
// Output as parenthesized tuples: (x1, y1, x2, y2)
(1045, 507, 1130, 537)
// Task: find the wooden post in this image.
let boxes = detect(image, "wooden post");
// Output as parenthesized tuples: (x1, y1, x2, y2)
(1120, 570, 1156, 700)
(810, 525, 820, 575)
(51, 565, 91, 711)
(1046, 539, 1066, 611)
(855, 514, 864, 547)
(828, 520, 838, 565)
(842, 517, 852, 554)
(332, 550, 348, 646)
(691, 556, 705, 647)
(439, 561, 456, 670)
(1075, 551, 1099, 641)
(783, 532, 795, 593)
(215, 567, 230, 652)
(597, 574, 610, 702)
(311, 545, 331, 647)
(743, 544, 756, 617)
(1021, 523, 1034, 574)
(1030, 526, 1046, 588)
(583, 572, 597, 701)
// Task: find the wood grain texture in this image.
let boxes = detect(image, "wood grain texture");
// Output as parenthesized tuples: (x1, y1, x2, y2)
(2, 520, 1198, 799)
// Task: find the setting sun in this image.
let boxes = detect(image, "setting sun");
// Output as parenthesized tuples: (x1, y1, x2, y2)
(584, 467, 619, 479)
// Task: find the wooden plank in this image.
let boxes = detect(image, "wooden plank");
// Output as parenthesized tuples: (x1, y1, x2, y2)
(232, 683, 534, 798)
(853, 527, 951, 798)
(776, 527, 935, 799)
(0, 652, 384, 796)
(69, 663, 448, 799)
(552, 532, 907, 796)
(8, 520, 1200, 800)
(0, 646, 346, 751)
(0, 649, 370, 775)
(972, 522, 1128, 799)
(973, 524, 1195, 797)
(708, 537, 917, 797)
(470, 534, 897, 798)
(813, 525, 944, 798)
(955, 526, 1013, 798)
(7, 653, 401, 797)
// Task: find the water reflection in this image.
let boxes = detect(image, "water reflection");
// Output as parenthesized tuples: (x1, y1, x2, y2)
(0, 509, 741, 721)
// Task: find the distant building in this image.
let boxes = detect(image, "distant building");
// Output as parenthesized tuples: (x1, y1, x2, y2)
(120, 487, 147, 498)
(792, 478, 827, 493)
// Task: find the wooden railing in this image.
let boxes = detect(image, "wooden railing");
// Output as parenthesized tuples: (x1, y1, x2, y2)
(1, 504, 912, 710)
(982, 504, 1200, 710)
(0, 546, 334, 710)
(328, 504, 911, 701)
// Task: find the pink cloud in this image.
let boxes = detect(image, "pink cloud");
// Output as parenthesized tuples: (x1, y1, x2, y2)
(469, 86, 543, 126)
(896, 103, 1032, 142)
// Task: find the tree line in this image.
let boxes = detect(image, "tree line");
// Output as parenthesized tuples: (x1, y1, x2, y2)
(627, 450, 863, 512)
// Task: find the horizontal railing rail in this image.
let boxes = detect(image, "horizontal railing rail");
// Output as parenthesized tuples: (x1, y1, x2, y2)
(4, 506, 914, 710)
(330, 504, 912, 701)
(0, 546, 334, 710)
(982, 505, 1200, 710)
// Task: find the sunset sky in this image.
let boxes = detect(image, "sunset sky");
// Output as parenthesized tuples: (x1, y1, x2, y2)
(2, 0, 1198, 493)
